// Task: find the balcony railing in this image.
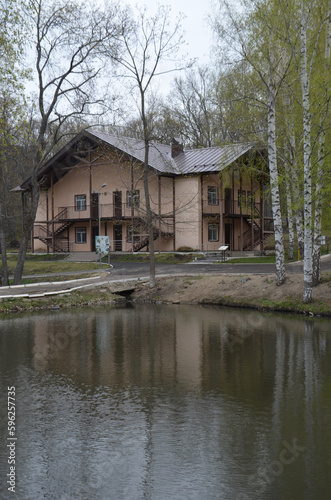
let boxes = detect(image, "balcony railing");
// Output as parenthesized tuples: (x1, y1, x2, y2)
(56, 203, 143, 220)
(202, 199, 262, 217)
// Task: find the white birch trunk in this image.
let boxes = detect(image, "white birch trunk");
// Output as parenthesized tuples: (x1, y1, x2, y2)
(289, 133, 304, 259)
(312, 132, 324, 286)
(285, 158, 295, 260)
(312, 2, 331, 285)
(267, 81, 285, 285)
(301, 0, 313, 303)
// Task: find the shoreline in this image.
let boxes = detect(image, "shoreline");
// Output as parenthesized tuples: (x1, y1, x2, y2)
(1, 272, 331, 317)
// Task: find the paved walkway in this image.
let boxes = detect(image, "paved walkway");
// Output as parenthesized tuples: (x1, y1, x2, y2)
(1, 255, 331, 299)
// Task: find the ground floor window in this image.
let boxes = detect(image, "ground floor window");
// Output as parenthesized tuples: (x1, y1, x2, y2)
(76, 227, 87, 244)
(208, 223, 218, 242)
(127, 225, 140, 243)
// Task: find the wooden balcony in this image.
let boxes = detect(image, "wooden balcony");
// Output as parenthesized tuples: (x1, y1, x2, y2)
(55, 203, 143, 221)
(202, 199, 263, 217)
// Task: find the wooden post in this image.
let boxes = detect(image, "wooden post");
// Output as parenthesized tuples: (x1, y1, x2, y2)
(173, 177, 176, 251)
(201, 174, 204, 250)
(220, 175, 223, 245)
(240, 216, 243, 251)
(51, 171, 55, 252)
(260, 182, 264, 253)
(89, 151, 93, 252)
(158, 176, 161, 252)
(46, 190, 50, 253)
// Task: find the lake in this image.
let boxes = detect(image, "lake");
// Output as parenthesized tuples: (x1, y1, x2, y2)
(1, 304, 331, 499)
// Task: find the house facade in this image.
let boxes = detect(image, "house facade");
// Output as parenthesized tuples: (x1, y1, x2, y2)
(19, 130, 273, 253)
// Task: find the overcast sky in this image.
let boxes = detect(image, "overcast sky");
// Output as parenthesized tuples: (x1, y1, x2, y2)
(126, 0, 214, 65)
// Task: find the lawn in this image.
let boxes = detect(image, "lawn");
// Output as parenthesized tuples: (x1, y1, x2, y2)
(1, 254, 108, 278)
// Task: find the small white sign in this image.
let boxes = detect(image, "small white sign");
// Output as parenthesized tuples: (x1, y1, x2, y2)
(95, 236, 110, 254)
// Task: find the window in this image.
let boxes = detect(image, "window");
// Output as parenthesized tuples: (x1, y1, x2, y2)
(207, 186, 218, 205)
(75, 195, 86, 211)
(127, 225, 140, 243)
(127, 190, 140, 208)
(238, 190, 246, 208)
(247, 191, 253, 207)
(76, 227, 87, 244)
(208, 223, 218, 242)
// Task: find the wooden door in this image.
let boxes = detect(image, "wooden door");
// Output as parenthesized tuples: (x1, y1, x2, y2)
(91, 193, 99, 219)
(91, 226, 98, 251)
(225, 188, 232, 214)
(113, 225, 122, 251)
(225, 223, 232, 249)
(113, 191, 122, 217)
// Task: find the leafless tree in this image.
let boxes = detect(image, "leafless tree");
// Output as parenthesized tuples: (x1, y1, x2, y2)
(108, 5, 189, 287)
(12, 0, 122, 284)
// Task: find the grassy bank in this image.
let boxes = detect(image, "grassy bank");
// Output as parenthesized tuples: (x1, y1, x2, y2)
(0, 288, 122, 315)
(1, 255, 109, 281)
(1, 273, 331, 317)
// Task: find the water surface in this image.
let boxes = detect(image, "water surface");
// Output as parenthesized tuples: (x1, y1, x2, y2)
(1, 304, 331, 499)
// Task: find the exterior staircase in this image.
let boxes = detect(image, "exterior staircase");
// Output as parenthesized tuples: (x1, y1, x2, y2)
(34, 221, 74, 252)
(132, 228, 174, 252)
(243, 204, 273, 251)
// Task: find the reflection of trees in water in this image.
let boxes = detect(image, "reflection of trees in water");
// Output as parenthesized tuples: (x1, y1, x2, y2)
(1, 307, 331, 499)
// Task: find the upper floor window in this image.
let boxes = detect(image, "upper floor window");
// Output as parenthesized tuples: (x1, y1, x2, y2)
(127, 190, 140, 208)
(238, 189, 246, 208)
(75, 194, 86, 211)
(207, 186, 218, 205)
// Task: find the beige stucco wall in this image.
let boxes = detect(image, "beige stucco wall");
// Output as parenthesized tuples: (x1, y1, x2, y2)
(35, 191, 48, 221)
(174, 175, 200, 250)
(33, 146, 265, 253)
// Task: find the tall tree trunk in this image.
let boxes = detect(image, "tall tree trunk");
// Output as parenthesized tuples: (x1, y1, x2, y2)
(289, 133, 304, 260)
(285, 158, 295, 260)
(0, 197, 9, 286)
(301, 0, 313, 303)
(143, 141, 156, 289)
(312, 132, 324, 286)
(141, 90, 156, 289)
(13, 177, 40, 285)
(313, 1, 331, 286)
(267, 83, 285, 285)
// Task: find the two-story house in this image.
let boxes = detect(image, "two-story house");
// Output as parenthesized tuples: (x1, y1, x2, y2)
(18, 130, 273, 253)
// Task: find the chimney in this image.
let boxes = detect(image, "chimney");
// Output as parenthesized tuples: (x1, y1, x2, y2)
(171, 138, 183, 158)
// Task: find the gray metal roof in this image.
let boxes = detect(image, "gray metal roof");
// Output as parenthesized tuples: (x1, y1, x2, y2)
(16, 131, 257, 192)
(91, 131, 255, 175)
(91, 131, 178, 174)
(172, 143, 255, 174)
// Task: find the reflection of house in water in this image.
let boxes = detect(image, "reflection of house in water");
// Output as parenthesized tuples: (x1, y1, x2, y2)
(32, 306, 330, 408)
(5, 306, 330, 500)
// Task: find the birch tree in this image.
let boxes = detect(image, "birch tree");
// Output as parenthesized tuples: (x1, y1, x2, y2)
(292, 0, 331, 301)
(312, 0, 331, 286)
(300, 0, 314, 302)
(213, 0, 291, 284)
